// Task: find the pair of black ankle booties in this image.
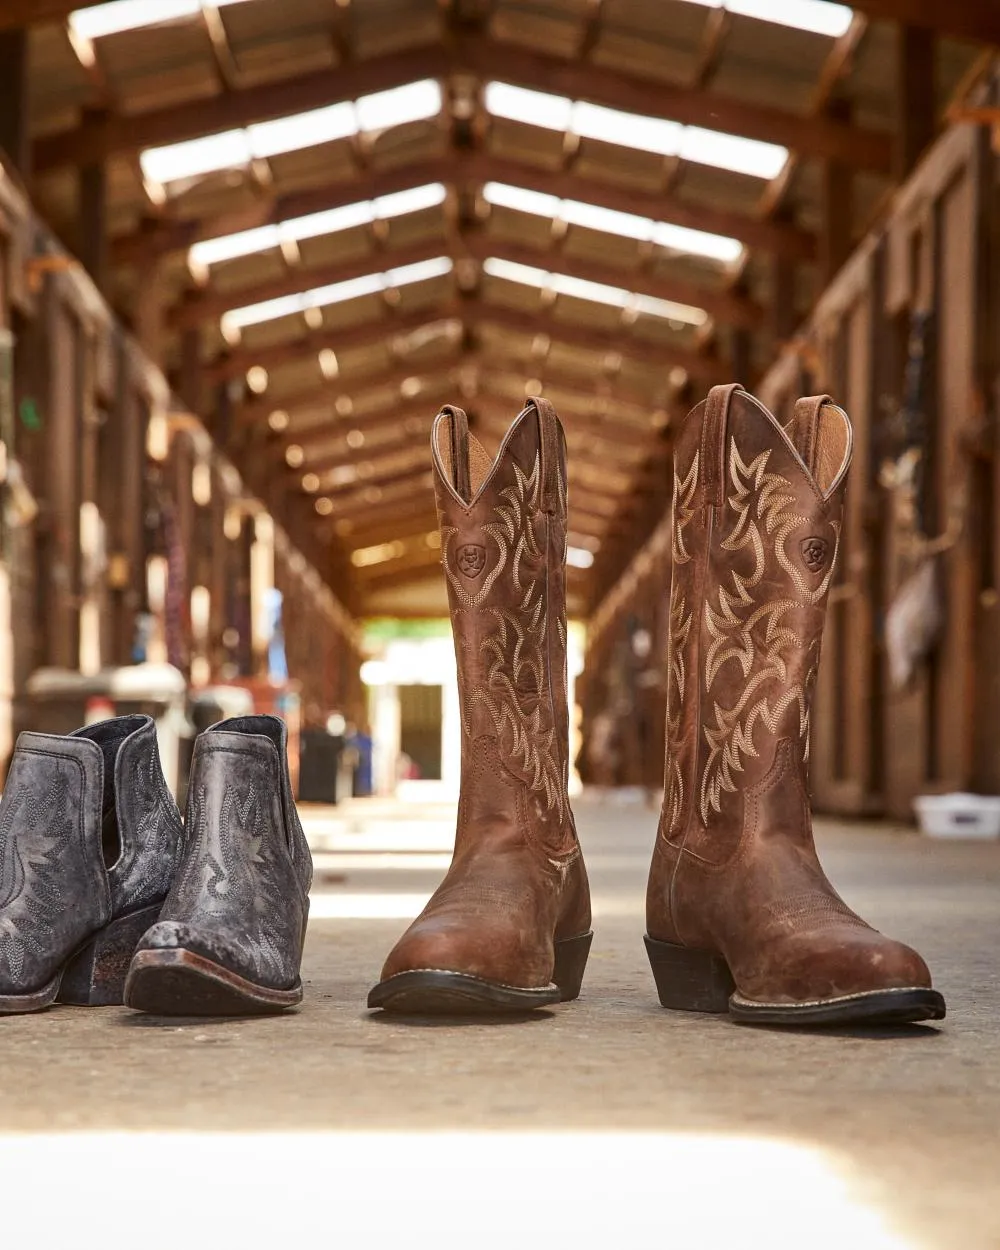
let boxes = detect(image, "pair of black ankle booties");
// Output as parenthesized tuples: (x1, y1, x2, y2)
(0, 713, 311, 1017)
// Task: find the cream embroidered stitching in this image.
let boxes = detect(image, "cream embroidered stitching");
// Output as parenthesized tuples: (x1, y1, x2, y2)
(451, 451, 569, 820)
(697, 438, 840, 823)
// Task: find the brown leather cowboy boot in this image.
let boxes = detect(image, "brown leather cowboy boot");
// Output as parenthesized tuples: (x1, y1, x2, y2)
(368, 398, 592, 1013)
(645, 384, 946, 1026)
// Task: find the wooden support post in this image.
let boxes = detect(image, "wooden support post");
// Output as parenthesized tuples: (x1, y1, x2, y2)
(820, 100, 854, 283)
(0, 29, 30, 180)
(894, 25, 935, 181)
(179, 325, 203, 415)
(43, 286, 83, 669)
(78, 114, 109, 292)
(133, 252, 167, 362)
(771, 243, 799, 349)
(731, 326, 752, 387)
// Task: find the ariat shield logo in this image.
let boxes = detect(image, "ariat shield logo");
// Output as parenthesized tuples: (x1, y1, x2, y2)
(457, 543, 487, 579)
(801, 536, 828, 573)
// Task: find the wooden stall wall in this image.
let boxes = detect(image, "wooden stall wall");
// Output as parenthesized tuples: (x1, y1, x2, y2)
(0, 163, 363, 775)
(582, 108, 1000, 816)
(760, 121, 995, 818)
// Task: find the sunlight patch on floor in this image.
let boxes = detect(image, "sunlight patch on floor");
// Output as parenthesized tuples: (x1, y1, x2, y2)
(1, 1131, 914, 1250)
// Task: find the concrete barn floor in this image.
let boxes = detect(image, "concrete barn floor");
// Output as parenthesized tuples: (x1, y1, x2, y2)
(1, 796, 998, 1250)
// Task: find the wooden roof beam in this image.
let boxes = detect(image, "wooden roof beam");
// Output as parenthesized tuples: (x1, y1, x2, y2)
(213, 297, 721, 391)
(113, 150, 814, 266)
(467, 301, 725, 384)
(0, 1, 80, 30)
(35, 45, 451, 172)
(323, 493, 438, 533)
(175, 233, 760, 331)
(237, 357, 463, 429)
(206, 303, 464, 384)
(38, 35, 893, 176)
(457, 37, 892, 172)
(848, 0, 1000, 44)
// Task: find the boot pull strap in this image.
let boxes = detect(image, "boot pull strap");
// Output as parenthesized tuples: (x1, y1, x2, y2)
(440, 404, 471, 501)
(791, 394, 835, 477)
(701, 383, 743, 508)
(526, 395, 563, 515)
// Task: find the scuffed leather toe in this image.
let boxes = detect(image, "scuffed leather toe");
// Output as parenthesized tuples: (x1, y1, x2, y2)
(738, 926, 934, 1005)
(136, 920, 297, 991)
(382, 920, 554, 990)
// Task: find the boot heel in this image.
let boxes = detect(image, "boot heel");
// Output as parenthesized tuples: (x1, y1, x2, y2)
(644, 935, 735, 1013)
(553, 932, 593, 1002)
(58, 903, 163, 1007)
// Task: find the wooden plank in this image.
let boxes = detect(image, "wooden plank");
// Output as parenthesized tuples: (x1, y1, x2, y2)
(935, 164, 978, 790)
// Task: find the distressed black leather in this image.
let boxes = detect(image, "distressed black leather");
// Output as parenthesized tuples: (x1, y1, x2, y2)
(135, 716, 312, 991)
(0, 714, 182, 999)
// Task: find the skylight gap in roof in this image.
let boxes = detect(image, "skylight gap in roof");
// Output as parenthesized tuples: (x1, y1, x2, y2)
(140, 81, 443, 187)
(482, 183, 743, 264)
(70, 0, 253, 41)
(484, 84, 788, 181)
(482, 258, 708, 327)
(190, 184, 448, 270)
(220, 257, 454, 339)
(669, 0, 853, 37)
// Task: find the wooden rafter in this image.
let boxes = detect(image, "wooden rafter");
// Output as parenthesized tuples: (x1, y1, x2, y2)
(34, 45, 451, 171)
(173, 231, 760, 331)
(758, 15, 870, 218)
(37, 36, 893, 174)
(113, 150, 815, 265)
(467, 302, 724, 384)
(456, 37, 892, 172)
(206, 304, 464, 383)
(211, 296, 721, 390)
(238, 357, 463, 429)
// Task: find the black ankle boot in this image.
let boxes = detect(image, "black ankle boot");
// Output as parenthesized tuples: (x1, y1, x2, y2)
(0, 714, 183, 1015)
(125, 715, 312, 1016)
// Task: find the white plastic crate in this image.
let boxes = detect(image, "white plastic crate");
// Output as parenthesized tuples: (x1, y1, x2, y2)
(914, 793, 1000, 840)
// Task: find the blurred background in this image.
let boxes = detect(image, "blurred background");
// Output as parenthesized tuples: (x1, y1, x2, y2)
(0, 0, 998, 827)
(1, 6, 1000, 1247)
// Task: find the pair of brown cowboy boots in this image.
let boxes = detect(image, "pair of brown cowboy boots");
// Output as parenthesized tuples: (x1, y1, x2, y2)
(368, 385, 946, 1026)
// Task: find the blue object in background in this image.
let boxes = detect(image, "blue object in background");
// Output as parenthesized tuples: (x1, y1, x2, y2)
(265, 588, 288, 682)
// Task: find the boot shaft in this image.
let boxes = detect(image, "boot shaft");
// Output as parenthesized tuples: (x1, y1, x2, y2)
(432, 399, 574, 849)
(662, 385, 853, 862)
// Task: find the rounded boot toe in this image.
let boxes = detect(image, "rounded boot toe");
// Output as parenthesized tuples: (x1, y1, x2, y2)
(381, 920, 551, 990)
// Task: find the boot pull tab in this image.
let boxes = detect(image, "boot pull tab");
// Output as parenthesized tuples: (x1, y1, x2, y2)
(440, 404, 471, 502)
(791, 394, 835, 478)
(701, 383, 744, 509)
(526, 395, 563, 515)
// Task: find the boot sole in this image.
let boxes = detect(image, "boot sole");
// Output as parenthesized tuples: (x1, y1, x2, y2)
(0, 903, 163, 1016)
(367, 931, 593, 1015)
(124, 949, 303, 1017)
(645, 936, 946, 1026)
